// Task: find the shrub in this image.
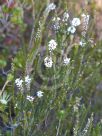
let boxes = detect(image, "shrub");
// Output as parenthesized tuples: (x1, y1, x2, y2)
(0, 0, 102, 135)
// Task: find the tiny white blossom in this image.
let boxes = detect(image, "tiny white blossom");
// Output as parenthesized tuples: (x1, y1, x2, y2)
(53, 23, 60, 30)
(53, 17, 60, 30)
(37, 91, 44, 98)
(14, 103, 17, 108)
(81, 113, 93, 136)
(68, 26, 76, 34)
(79, 40, 86, 47)
(71, 18, 81, 27)
(81, 14, 90, 21)
(63, 57, 70, 65)
(62, 12, 69, 22)
(25, 75, 31, 90)
(73, 97, 81, 112)
(53, 17, 60, 22)
(15, 78, 23, 90)
(45, 3, 56, 13)
(27, 95, 34, 102)
(25, 75, 31, 84)
(81, 14, 90, 26)
(48, 39, 57, 51)
(81, 13, 90, 37)
(44, 57, 53, 68)
(81, 13, 86, 17)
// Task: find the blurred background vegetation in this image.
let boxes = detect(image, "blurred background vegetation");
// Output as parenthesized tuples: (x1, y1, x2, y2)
(0, 0, 102, 135)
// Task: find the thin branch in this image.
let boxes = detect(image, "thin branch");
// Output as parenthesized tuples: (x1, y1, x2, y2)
(56, 119, 61, 136)
(0, 80, 9, 96)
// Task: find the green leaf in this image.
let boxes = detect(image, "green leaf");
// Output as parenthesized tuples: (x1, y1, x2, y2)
(0, 60, 7, 68)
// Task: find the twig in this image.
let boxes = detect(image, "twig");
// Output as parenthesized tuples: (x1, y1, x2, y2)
(56, 119, 61, 136)
(0, 80, 9, 96)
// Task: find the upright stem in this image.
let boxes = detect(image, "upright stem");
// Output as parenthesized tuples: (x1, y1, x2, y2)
(56, 119, 61, 136)
(0, 80, 9, 96)
(29, 0, 35, 50)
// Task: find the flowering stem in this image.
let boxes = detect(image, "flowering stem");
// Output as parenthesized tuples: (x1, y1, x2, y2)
(29, 0, 35, 50)
(53, 63, 57, 99)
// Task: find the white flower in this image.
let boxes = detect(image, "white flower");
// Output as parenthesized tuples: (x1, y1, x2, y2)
(53, 23, 60, 30)
(53, 17, 60, 22)
(81, 14, 90, 26)
(81, 14, 90, 21)
(27, 95, 34, 102)
(53, 17, 60, 30)
(37, 91, 44, 98)
(71, 18, 81, 26)
(48, 39, 57, 51)
(45, 3, 56, 13)
(81, 13, 86, 18)
(14, 103, 17, 108)
(25, 75, 31, 90)
(62, 12, 69, 22)
(15, 78, 23, 90)
(25, 75, 31, 84)
(81, 13, 90, 37)
(79, 40, 86, 47)
(63, 57, 70, 65)
(81, 113, 93, 136)
(68, 26, 76, 34)
(44, 57, 53, 68)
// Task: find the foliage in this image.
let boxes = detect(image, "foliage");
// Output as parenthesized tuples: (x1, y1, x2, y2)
(0, 0, 102, 136)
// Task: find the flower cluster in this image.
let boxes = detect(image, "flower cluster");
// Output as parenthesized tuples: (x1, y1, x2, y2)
(63, 57, 70, 66)
(44, 39, 57, 68)
(44, 13, 90, 68)
(35, 21, 42, 40)
(79, 13, 90, 47)
(45, 3, 56, 13)
(52, 17, 61, 30)
(15, 75, 31, 91)
(81, 113, 93, 136)
(27, 95, 34, 102)
(71, 18, 81, 27)
(79, 39, 86, 47)
(81, 13, 90, 37)
(68, 18, 81, 34)
(73, 97, 81, 112)
(62, 12, 69, 22)
(37, 91, 44, 98)
(25, 75, 32, 90)
(52, 12, 81, 34)
(26, 91, 44, 102)
(48, 39, 57, 51)
(68, 26, 76, 34)
(15, 78, 23, 91)
(44, 37, 71, 67)
(44, 57, 53, 68)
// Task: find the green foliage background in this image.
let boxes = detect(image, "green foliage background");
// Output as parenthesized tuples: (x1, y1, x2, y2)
(0, 0, 102, 136)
